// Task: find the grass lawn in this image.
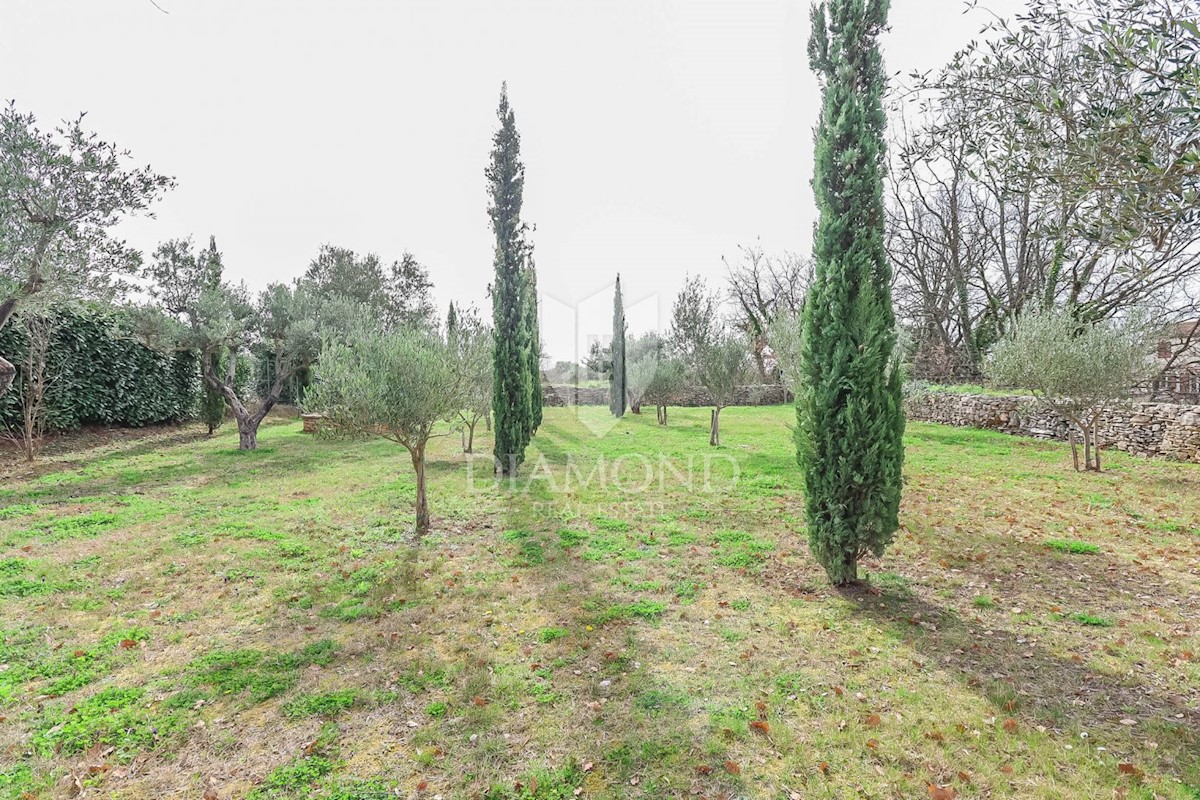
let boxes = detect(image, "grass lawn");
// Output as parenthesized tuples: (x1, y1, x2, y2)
(1, 406, 1198, 799)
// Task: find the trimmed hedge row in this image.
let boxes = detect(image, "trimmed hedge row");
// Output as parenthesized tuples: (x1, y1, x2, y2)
(0, 305, 198, 432)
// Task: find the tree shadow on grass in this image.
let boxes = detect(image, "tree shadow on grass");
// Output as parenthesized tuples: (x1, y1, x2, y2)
(842, 584, 1200, 782)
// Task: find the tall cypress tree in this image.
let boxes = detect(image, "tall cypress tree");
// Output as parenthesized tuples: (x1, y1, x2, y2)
(796, 0, 904, 585)
(197, 236, 226, 435)
(525, 256, 543, 435)
(609, 275, 627, 417)
(447, 301, 459, 345)
(488, 83, 533, 476)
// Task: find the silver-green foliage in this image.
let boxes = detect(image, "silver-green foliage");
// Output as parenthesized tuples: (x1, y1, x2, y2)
(447, 303, 493, 453)
(767, 311, 803, 398)
(697, 331, 752, 446)
(307, 327, 463, 533)
(986, 307, 1157, 470)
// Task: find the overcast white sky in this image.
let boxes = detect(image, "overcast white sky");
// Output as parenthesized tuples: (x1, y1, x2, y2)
(2, 0, 1023, 363)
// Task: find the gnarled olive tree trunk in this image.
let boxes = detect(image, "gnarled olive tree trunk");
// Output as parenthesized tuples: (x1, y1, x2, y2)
(202, 346, 287, 451)
(0, 356, 13, 398)
(0, 297, 18, 398)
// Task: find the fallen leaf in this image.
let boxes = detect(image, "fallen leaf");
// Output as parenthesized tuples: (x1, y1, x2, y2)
(928, 784, 957, 799)
(864, 714, 882, 727)
(1117, 763, 1145, 780)
(723, 760, 741, 776)
(1002, 718, 1018, 733)
(750, 720, 770, 735)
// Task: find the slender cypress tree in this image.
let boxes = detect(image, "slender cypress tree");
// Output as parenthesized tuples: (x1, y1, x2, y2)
(609, 275, 627, 417)
(447, 301, 459, 344)
(796, 0, 904, 585)
(525, 256, 543, 435)
(488, 83, 533, 476)
(198, 236, 226, 435)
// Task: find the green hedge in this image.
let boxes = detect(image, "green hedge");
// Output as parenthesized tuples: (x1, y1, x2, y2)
(0, 305, 198, 432)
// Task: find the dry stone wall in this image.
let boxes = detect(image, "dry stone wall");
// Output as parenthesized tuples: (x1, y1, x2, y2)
(904, 391, 1200, 463)
(539, 383, 1200, 463)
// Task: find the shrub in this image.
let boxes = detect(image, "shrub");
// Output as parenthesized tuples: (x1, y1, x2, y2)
(0, 305, 196, 433)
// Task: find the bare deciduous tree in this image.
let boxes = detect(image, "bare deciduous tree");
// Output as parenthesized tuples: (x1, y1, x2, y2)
(889, 0, 1200, 380)
(724, 243, 810, 381)
(3, 310, 59, 462)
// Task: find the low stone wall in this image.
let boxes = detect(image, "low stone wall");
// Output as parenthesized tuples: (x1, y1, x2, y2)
(541, 384, 791, 408)
(905, 391, 1200, 463)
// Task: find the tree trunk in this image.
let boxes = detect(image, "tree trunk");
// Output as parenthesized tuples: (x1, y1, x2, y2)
(238, 420, 258, 451)
(709, 406, 721, 446)
(485, 409, 492, 432)
(1068, 426, 1080, 472)
(0, 297, 17, 400)
(753, 337, 770, 383)
(656, 405, 667, 425)
(466, 419, 477, 454)
(1092, 416, 1101, 472)
(1083, 424, 1093, 472)
(412, 442, 430, 536)
(0, 356, 14, 400)
(827, 552, 859, 586)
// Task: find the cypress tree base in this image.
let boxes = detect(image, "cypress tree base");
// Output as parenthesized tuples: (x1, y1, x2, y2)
(817, 551, 859, 586)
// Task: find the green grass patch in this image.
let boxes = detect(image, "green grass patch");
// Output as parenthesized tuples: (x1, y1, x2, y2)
(537, 626, 570, 643)
(282, 690, 358, 719)
(188, 640, 338, 703)
(594, 599, 666, 624)
(32, 686, 188, 760)
(1044, 538, 1101, 555)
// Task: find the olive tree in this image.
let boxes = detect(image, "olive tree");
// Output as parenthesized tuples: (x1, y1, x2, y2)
(447, 302, 493, 453)
(643, 359, 687, 427)
(767, 311, 804, 399)
(625, 333, 686, 424)
(668, 275, 723, 372)
(0, 103, 173, 397)
(889, 0, 1200, 379)
(145, 238, 325, 450)
(307, 327, 463, 536)
(697, 332, 752, 446)
(986, 308, 1157, 471)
